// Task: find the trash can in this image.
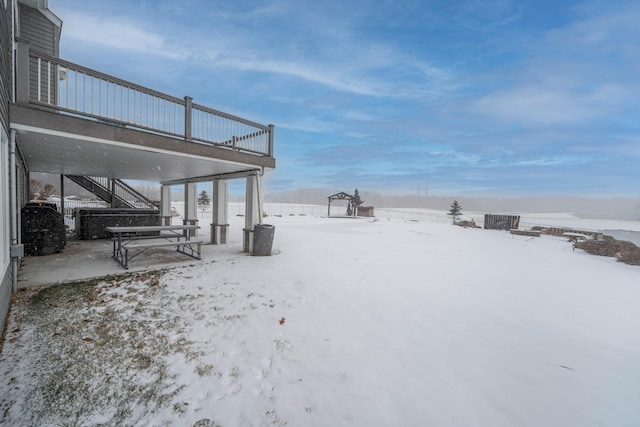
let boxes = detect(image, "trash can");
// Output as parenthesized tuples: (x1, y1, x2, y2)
(253, 224, 275, 256)
(21, 204, 66, 256)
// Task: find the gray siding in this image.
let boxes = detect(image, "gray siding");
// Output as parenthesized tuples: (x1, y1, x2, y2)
(0, 2, 11, 129)
(20, 4, 59, 104)
(19, 4, 57, 56)
(0, 134, 26, 335)
(1, 1, 12, 333)
(0, 265, 10, 335)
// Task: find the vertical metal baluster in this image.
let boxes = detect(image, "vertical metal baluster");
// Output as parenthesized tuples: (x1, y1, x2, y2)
(47, 61, 51, 104)
(145, 93, 148, 127)
(196, 108, 200, 141)
(193, 108, 196, 139)
(115, 83, 117, 119)
(56, 64, 60, 107)
(82, 73, 86, 112)
(106, 81, 109, 117)
(134, 91, 137, 125)
(36, 58, 41, 102)
(98, 79, 102, 116)
(73, 68, 78, 110)
(126, 87, 130, 123)
(64, 66, 68, 108)
(90, 76, 94, 115)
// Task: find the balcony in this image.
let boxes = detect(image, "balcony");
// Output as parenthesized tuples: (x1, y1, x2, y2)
(10, 41, 275, 184)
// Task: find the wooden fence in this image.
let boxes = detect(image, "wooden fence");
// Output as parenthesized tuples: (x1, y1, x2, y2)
(484, 214, 520, 230)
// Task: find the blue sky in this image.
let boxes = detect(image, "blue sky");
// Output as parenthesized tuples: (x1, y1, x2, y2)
(48, 0, 640, 197)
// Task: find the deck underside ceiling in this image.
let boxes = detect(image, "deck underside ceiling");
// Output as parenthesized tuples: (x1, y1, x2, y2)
(10, 105, 273, 184)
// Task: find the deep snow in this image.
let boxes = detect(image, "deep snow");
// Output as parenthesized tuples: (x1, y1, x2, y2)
(1, 207, 640, 426)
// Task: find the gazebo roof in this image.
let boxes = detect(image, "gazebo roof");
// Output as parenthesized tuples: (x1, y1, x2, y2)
(327, 192, 354, 200)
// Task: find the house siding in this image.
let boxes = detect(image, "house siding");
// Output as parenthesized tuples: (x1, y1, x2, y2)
(0, 260, 10, 335)
(19, 3, 57, 55)
(0, 0, 13, 333)
(19, 3, 59, 104)
(0, 130, 9, 334)
(0, 0, 11, 128)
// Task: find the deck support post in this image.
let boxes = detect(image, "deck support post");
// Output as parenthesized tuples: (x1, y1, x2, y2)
(211, 180, 228, 245)
(268, 124, 275, 157)
(243, 174, 262, 253)
(184, 96, 193, 141)
(161, 185, 172, 225)
(59, 175, 65, 225)
(184, 182, 198, 237)
(110, 179, 116, 207)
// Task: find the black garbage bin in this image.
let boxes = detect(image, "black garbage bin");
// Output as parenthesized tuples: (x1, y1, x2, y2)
(21, 204, 66, 256)
(253, 224, 275, 256)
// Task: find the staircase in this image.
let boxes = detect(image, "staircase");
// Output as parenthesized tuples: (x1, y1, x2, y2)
(65, 176, 158, 209)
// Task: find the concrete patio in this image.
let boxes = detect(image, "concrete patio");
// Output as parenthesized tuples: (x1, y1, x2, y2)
(16, 234, 240, 289)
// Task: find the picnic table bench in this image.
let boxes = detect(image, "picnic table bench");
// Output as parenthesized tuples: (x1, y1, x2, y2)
(106, 225, 203, 269)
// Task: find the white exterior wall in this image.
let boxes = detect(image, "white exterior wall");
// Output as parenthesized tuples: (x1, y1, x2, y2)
(0, 127, 11, 332)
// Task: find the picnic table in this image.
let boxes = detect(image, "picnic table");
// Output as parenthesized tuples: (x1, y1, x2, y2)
(106, 225, 203, 269)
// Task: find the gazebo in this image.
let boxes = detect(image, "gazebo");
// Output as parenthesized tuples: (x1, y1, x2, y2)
(327, 192, 358, 217)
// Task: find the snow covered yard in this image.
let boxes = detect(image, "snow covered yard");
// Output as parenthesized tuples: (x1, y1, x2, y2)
(1, 214, 640, 426)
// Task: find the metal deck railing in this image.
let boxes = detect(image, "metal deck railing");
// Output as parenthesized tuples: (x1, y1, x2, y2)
(16, 43, 274, 158)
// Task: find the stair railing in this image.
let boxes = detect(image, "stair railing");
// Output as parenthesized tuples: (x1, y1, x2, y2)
(66, 176, 158, 209)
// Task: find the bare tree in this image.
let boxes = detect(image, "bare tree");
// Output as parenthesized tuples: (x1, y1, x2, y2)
(30, 179, 56, 200)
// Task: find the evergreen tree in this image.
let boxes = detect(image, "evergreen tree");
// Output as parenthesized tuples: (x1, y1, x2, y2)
(197, 190, 210, 213)
(448, 200, 462, 224)
(352, 188, 364, 216)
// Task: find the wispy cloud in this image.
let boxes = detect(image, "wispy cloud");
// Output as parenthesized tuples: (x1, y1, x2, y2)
(546, 3, 640, 55)
(467, 2, 640, 127)
(469, 84, 623, 125)
(197, 46, 456, 99)
(58, 4, 457, 100)
(452, 0, 524, 31)
(60, 11, 188, 60)
(512, 156, 589, 167)
(49, 0, 640, 197)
